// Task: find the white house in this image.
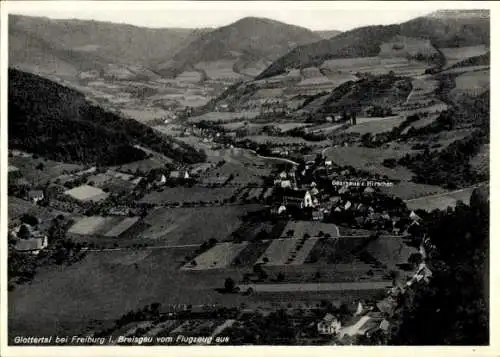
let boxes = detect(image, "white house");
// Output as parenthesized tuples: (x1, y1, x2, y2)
(317, 313, 341, 335)
(325, 160, 333, 167)
(354, 301, 364, 316)
(280, 180, 292, 189)
(409, 211, 422, 222)
(304, 191, 313, 208)
(157, 174, 167, 184)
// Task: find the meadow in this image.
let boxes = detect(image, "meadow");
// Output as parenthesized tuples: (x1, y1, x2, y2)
(451, 69, 490, 98)
(138, 205, 262, 245)
(195, 60, 243, 81)
(343, 116, 405, 135)
(405, 186, 480, 211)
(440, 45, 489, 67)
(9, 156, 83, 186)
(139, 186, 236, 204)
(8, 248, 250, 338)
(323, 146, 414, 181)
(181, 242, 250, 270)
(187, 111, 260, 124)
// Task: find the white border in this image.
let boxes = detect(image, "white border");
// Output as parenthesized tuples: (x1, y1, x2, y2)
(0, 2, 498, 357)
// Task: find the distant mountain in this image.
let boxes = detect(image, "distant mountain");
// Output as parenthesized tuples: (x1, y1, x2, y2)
(315, 30, 342, 39)
(156, 17, 323, 78)
(8, 69, 206, 165)
(257, 10, 490, 79)
(9, 14, 208, 79)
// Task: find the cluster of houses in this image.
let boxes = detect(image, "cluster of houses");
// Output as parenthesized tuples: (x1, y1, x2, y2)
(9, 223, 48, 255)
(317, 300, 392, 341)
(315, 253, 432, 343)
(269, 156, 427, 235)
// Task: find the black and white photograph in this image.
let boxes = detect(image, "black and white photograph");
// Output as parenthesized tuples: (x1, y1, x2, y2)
(0, 0, 494, 353)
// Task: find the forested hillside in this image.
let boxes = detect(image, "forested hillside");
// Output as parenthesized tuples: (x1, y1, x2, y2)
(9, 69, 206, 165)
(258, 11, 489, 79)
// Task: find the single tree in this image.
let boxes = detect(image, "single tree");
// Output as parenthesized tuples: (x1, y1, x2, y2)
(224, 277, 236, 292)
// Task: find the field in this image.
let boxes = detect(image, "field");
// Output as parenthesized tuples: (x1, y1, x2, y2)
(64, 184, 109, 202)
(200, 152, 273, 185)
(323, 146, 414, 181)
(181, 242, 249, 270)
(120, 108, 173, 123)
(252, 88, 284, 98)
(245, 289, 387, 305)
(104, 217, 141, 237)
(139, 205, 261, 245)
(220, 122, 267, 131)
(451, 69, 490, 98)
(256, 238, 301, 266)
(441, 66, 490, 77)
(187, 111, 260, 124)
(306, 236, 370, 264)
(8, 156, 84, 186)
(140, 186, 236, 204)
(440, 45, 489, 67)
(365, 236, 419, 271)
(401, 114, 440, 133)
(175, 70, 203, 83)
(319, 56, 429, 76)
(276, 123, 313, 132)
(194, 60, 243, 81)
(239, 281, 392, 293)
(343, 116, 405, 135)
(231, 240, 273, 266)
(241, 135, 329, 146)
(379, 181, 448, 200)
(305, 123, 345, 135)
(67, 216, 139, 237)
(405, 186, 481, 211)
(8, 248, 251, 337)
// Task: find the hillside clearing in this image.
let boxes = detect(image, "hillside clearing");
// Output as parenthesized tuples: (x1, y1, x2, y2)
(139, 205, 261, 245)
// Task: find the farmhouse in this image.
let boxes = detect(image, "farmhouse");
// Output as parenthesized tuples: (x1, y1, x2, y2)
(280, 180, 292, 188)
(284, 190, 313, 209)
(407, 263, 433, 286)
(11, 225, 48, 255)
(27, 190, 44, 204)
(317, 313, 341, 335)
(156, 174, 167, 184)
(271, 205, 287, 216)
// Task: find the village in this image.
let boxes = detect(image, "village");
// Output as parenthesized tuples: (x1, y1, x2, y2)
(8, 126, 434, 344)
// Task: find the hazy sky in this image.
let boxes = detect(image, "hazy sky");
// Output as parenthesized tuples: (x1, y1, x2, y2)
(6, 1, 484, 31)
